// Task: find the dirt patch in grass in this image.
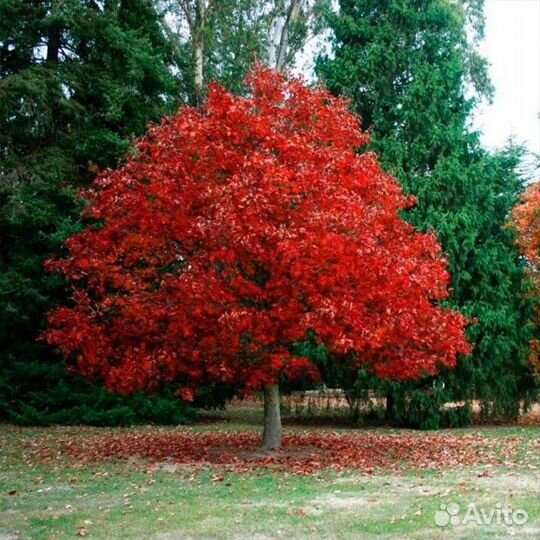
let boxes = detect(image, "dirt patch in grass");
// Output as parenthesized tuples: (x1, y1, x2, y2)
(308, 492, 378, 511)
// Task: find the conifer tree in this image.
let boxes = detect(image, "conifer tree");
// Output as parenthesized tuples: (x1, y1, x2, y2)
(0, 0, 186, 423)
(317, 0, 536, 424)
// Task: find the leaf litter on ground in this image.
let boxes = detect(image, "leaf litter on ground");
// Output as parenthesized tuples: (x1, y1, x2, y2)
(20, 428, 536, 475)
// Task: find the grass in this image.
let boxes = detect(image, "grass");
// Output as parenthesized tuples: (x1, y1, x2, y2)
(0, 408, 539, 539)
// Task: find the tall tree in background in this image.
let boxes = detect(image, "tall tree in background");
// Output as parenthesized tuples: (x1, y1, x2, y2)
(317, 0, 537, 424)
(158, 0, 326, 101)
(0, 0, 187, 424)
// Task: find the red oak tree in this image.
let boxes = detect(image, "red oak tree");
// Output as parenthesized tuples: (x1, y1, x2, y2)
(45, 68, 470, 448)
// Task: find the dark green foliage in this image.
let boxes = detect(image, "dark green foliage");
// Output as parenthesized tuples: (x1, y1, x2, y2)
(317, 0, 537, 425)
(385, 381, 472, 429)
(3, 369, 196, 426)
(338, 368, 381, 425)
(387, 384, 445, 431)
(0, 0, 186, 425)
(192, 383, 239, 411)
(280, 332, 328, 395)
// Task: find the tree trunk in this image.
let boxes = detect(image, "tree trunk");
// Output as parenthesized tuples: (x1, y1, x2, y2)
(385, 390, 395, 423)
(266, 0, 304, 72)
(46, 1, 61, 66)
(193, 32, 204, 104)
(275, 0, 302, 73)
(262, 383, 282, 449)
(193, 0, 211, 106)
(178, 0, 209, 107)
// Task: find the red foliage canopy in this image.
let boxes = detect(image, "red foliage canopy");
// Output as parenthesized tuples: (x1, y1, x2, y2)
(511, 180, 540, 379)
(512, 180, 540, 278)
(44, 68, 470, 398)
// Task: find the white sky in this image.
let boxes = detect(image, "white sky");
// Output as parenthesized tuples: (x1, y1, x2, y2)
(473, 0, 540, 155)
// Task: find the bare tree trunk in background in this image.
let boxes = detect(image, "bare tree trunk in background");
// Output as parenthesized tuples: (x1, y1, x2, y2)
(178, 0, 213, 105)
(267, 0, 303, 72)
(192, 0, 207, 103)
(275, 0, 302, 72)
(193, 30, 204, 97)
(262, 383, 282, 449)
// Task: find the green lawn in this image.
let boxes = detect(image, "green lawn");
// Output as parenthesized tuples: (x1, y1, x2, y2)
(1, 410, 539, 539)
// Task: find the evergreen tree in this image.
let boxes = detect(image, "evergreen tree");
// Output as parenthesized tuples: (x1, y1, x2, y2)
(0, 0, 195, 424)
(317, 0, 537, 424)
(1, 0, 327, 423)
